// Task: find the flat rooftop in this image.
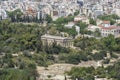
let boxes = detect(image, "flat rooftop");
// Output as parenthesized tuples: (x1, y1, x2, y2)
(41, 34, 72, 40)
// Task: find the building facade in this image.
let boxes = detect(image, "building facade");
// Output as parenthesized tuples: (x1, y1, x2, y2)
(41, 34, 73, 47)
(101, 27, 120, 37)
(99, 21, 120, 37)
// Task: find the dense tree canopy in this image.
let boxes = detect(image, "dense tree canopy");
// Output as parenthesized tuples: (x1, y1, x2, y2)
(66, 67, 95, 80)
(67, 61, 120, 80)
(76, 21, 88, 34)
(98, 14, 120, 25)
(89, 18, 96, 25)
(0, 13, 120, 80)
(0, 19, 44, 53)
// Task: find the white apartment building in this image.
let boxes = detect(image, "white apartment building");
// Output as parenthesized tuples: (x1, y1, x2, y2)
(0, 9, 8, 20)
(100, 21, 120, 37)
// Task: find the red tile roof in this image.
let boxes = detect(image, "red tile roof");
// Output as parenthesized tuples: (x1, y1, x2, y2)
(102, 21, 110, 24)
(101, 26, 120, 30)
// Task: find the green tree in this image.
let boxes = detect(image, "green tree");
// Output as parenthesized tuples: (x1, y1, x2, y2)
(101, 34, 116, 53)
(89, 18, 96, 25)
(74, 10, 79, 16)
(45, 14, 52, 23)
(93, 28, 101, 37)
(7, 9, 23, 22)
(67, 67, 95, 80)
(97, 14, 119, 25)
(76, 21, 88, 34)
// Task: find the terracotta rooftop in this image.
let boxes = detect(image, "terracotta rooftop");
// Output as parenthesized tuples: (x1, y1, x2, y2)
(101, 26, 120, 30)
(102, 21, 110, 24)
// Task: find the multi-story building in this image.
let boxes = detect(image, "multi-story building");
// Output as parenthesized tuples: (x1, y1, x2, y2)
(100, 21, 120, 37)
(0, 9, 8, 20)
(74, 16, 89, 24)
(41, 34, 73, 47)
